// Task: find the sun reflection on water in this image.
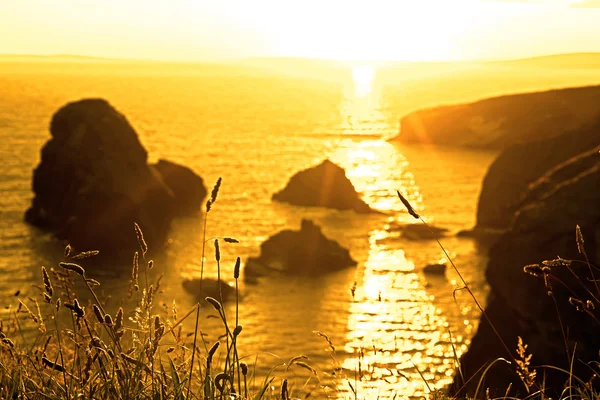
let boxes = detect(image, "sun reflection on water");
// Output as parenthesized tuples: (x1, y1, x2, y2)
(325, 66, 483, 399)
(339, 66, 395, 139)
(340, 242, 467, 398)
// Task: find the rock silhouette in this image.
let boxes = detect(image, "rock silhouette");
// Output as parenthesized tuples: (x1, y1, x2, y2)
(473, 118, 600, 233)
(182, 278, 236, 301)
(245, 219, 357, 277)
(152, 159, 207, 215)
(423, 263, 446, 275)
(392, 85, 600, 149)
(25, 98, 206, 256)
(451, 145, 600, 397)
(388, 222, 448, 240)
(272, 159, 376, 213)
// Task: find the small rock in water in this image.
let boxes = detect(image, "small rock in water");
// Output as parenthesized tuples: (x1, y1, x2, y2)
(272, 159, 377, 213)
(388, 222, 449, 240)
(245, 219, 357, 278)
(182, 278, 236, 301)
(423, 263, 446, 275)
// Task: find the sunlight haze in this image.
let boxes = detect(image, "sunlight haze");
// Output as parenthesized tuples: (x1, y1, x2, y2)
(2, 0, 600, 61)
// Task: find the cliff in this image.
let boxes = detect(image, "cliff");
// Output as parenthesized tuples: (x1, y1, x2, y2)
(451, 144, 600, 397)
(392, 85, 600, 149)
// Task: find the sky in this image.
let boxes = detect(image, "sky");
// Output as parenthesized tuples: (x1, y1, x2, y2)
(1, 0, 600, 62)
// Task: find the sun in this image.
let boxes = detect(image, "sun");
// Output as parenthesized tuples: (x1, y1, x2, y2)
(351, 65, 375, 97)
(352, 65, 375, 87)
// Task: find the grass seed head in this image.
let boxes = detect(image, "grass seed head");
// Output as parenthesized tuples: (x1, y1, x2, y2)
(205, 296, 222, 311)
(523, 264, 544, 277)
(134, 222, 148, 256)
(208, 341, 220, 359)
(234, 257, 241, 279)
(86, 278, 101, 287)
(210, 177, 222, 204)
(397, 190, 420, 219)
(214, 239, 220, 262)
(64, 244, 72, 258)
(41, 266, 53, 296)
(65, 299, 85, 318)
(233, 325, 242, 337)
(576, 225, 585, 254)
(92, 304, 104, 323)
(132, 252, 139, 281)
(70, 250, 100, 260)
(42, 356, 65, 372)
(59, 262, 85, 277)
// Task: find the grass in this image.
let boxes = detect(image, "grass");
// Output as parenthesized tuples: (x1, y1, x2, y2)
(0, 181, 599, 399)
(0, 178, 322, 400)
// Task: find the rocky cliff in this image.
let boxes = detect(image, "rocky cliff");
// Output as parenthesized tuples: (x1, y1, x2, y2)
(451, 145, 600, 397)
(474, 118, 600, 231)
(392, 85, 600, 149)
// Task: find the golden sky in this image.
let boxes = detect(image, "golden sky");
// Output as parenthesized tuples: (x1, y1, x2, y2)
(1, 0, 600, 62)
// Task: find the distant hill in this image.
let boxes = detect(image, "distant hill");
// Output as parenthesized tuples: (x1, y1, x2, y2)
(391, 85, 600, 149)
(4, 51, 599, 68)
(0, 54, 117, 63)
(492, 52, 600, 69)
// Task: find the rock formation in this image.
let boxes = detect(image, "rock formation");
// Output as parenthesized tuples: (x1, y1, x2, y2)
(473, 119, 600, 232)
(272, 159, 376, 213)
(25, 98, 206, 256)
(245, 219, 357, 277)
(182, 278, 236, 301)
(391, 85, 600, 149)
(388, 222, 448, 240)
(450, 146, 600, 397)
(152, 159, 207, 215)
(423, 263, 446, 275)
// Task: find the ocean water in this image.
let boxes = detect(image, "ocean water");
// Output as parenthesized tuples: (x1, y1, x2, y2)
(0, 59, 598, 398)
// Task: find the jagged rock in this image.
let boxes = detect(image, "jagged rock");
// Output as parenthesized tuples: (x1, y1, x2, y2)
(392, 85, 600, 148)
(423, 263, 446, 275)
(182, 278, 236, 301)
(450, 147, 600, 397)
(245, 219, 357, 277)
(25, 98, 202, 256)
(152, 159, 207, 215)
(272, 160, 376, 213)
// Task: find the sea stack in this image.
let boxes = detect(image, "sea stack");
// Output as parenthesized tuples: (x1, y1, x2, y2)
(273, 159, 376, 213)
(26, 98, 206, 256)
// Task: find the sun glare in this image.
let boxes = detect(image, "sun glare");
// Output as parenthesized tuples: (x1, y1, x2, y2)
(352, 65, 375, 97)
(352, 66, 374, 87)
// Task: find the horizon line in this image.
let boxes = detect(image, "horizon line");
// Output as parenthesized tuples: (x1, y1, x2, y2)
(1, 51, 600, 66)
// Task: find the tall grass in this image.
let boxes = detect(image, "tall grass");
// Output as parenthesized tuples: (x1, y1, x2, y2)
(1, 182, 599, 399)
(0, 178, 319, 399)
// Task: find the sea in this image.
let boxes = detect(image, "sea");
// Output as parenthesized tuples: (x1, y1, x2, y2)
(0, 57, 598, 398)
